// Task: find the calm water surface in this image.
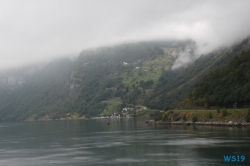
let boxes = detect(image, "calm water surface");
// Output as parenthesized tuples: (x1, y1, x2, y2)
(0, 118, 250, 166)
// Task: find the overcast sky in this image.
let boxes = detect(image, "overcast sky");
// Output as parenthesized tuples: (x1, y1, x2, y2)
(1, 0, 250, 70)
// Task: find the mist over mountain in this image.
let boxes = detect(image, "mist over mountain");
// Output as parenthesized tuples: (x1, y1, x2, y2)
(146, 37, 250, 109)
(0, 36, 249, 121)
(0, 40, 188, 120)
(178, 39, 250, 109)
(1, 1, 250, 70)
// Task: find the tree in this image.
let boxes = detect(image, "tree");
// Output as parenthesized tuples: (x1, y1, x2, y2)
(222, 108, 228, 117)
(246, 109, 250, 123)
(164, 106, 169, 112)
(192, 116, 198, 123)
(208, 112, 213, 119)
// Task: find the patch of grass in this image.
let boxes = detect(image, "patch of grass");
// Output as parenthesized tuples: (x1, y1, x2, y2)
(100, 103, 120, 117)
(121, 52, 175, 87)
(246, 109, 250, 122)
(163, 109, 249, 122)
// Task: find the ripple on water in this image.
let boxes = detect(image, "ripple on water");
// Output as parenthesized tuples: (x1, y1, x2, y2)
(145, 153, 180, 157)
(114, 158, 148, 163)
(148, 138, 246, 147)
(96, 142, 130, 148)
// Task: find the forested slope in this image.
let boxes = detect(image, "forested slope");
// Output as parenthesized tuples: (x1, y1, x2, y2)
(0, 37, 249, 121)
(0, 40, 190, 121)
(179, 49, 250, 109)
(69, 41, 190, 117)
(0, 59, 73, 121)
(146, 37, 250, 109)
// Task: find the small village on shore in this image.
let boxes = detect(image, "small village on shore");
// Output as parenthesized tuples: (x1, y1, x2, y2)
(93, 106, 148, 119)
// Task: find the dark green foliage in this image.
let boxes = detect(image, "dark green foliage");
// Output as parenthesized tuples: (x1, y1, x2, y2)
(174, 116, 181, 121)
(246, 109, 250, 123)
(164, 106, 169, 112)
(154, 111, 163, 121)
(217, 108, 221, 114)
(0, 58, 74, 121)
(208, 112, 213, 119)
(146, 51, 232, 109)
(183, 114, 187, 121)
(185, 48, 250, 109)
(147, 37, 250, 110)
(139, 80, 154, 89)
(192, 116, 198, 123)
(222, 108, 228, 117)
(161, 113, 168, 122)
(161, 110, 173, 121)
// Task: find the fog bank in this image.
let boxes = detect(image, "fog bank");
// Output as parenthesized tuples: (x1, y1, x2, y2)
(1, 0, 250, 70)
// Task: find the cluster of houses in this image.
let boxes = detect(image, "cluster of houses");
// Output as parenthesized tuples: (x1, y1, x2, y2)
(95, 106, 147, 119)
(122, 106, 147, 117)
(96, 113, 121, 119)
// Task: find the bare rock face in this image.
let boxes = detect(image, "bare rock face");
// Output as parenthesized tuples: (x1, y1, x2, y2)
(64, 71, 84, 101)
(0, 75, 27, 91)
(0, 64, 45, 92)
(5, 75, 26, 89)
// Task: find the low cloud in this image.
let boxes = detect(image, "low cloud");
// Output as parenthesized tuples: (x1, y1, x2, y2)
(171, 43, 198, 70)
(0, 0, 250, 70)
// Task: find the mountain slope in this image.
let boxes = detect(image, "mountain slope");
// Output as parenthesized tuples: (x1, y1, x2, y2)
(0, 59, 73, 121)
(0, 37, 249, 121)
(179, 49, 250, 109)
(0, 40, 191, 121)
(69, 41, 192, 117)
(145, 37, 250, 109)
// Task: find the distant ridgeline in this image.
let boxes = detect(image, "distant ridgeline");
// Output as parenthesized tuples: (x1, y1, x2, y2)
(178, 48, 250, 109)
(0, 38, 249, 121)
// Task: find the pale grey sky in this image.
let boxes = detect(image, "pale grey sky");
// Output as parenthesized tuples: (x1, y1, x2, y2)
(1, 0, 250, 70)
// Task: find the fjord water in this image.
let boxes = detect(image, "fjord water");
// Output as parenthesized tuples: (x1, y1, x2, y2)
(0, 118, 249, 166)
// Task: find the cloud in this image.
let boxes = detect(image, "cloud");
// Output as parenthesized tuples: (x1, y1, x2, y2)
(171, 43, 198, 70)
(0, 0, 250, 70)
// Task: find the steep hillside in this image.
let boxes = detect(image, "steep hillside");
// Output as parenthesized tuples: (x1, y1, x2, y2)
(0, 37, 249, 121)
(0, 59, 74, 121)
(178, 49, 250, 109)
(0, 40, 191, 121)
(146, 37, 250, 110)
(0, 63, 46, 92)
(69, 41, 192, 117)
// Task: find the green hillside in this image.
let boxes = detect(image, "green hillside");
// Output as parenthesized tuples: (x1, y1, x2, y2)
(146, 37, 250, 110)
(179, 49, 250, 109)
(0, 37, 249, 121)
(0, 40, 190, 121)
(70, 41, 188, 117)
(0, 59, 74, 121)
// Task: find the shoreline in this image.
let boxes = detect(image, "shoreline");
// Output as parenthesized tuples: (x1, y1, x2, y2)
(145, 120, 250, 127)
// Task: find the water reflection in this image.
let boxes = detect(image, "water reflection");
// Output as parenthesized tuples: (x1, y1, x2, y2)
(0, 118, 249, 166)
